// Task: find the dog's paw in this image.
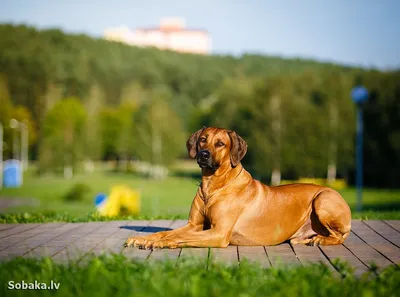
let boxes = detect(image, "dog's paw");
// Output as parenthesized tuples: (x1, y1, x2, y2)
(306, 241, 319, 247)
(306, 235, 324, 246)
(124, 236, 148, 248)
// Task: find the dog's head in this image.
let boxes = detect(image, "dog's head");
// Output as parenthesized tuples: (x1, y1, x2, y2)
(186, 126, 247, 170)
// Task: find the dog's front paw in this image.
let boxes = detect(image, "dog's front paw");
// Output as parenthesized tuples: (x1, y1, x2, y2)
(124, 236, 148, 248)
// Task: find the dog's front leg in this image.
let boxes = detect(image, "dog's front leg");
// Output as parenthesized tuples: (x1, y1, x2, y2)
(125, 194, 206, 248)
(153, 229, 231, 249)
(125, 223, 201, 248)
(148, 227, 234, 249)
(148, 200, 240, 249)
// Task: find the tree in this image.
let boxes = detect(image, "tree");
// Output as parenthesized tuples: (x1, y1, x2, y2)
(0, 74, 13, 159)
(83, 84, 105, 163)
(212, 77, 253, 129)
(98, 102, 136, 170)
(120, 81, 146, 106)
(99, 107, 122, 160)
(211, 76, 292, 184)
(12, 105, 37, 145)
(39, 97, 87, 177)
(11, 105, 37, 167)
(1, 23, 398, 188)
(361, 70, 400, 188)
(132, 87, 185, 178)
(318, 71, 354, 183)
(115, 103, 136, 169)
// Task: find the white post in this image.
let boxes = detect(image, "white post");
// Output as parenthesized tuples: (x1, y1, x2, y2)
(0, 122, 3, 190)
(9, 119, 19, 160)
(10, 119, 23, 184)
(21, 122, 28, 172)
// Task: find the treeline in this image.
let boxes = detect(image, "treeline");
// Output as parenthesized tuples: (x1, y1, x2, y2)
(0, 24, 398, 187)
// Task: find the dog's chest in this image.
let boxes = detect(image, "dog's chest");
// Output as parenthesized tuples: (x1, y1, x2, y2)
(199, 181, 225, 205)
(203, 202, 224, 228)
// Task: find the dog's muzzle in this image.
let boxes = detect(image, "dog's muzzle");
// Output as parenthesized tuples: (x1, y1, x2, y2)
(197, 150, 213, 168)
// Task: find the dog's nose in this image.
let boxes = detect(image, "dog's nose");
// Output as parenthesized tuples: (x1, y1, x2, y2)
(198, 150, 210, 160)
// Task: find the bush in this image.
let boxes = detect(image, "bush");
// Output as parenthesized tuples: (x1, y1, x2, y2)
(63, 183, 91, 202)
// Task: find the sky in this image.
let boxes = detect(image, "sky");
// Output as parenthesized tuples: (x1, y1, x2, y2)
(1, 0, 399, 70)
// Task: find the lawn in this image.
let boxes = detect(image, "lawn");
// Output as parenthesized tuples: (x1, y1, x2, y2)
(1, 166, 399, 297)
(0, 163, 399, 221)
(0, 167, 197, 217)
(0, 255, 399, 297)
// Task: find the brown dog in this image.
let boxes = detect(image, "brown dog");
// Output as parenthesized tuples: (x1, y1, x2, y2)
(125, 127, 351, 249)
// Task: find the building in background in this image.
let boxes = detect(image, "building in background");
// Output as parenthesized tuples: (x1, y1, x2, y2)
(104, 18, 211, 55)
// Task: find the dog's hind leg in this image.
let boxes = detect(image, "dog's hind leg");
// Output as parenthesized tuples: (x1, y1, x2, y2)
(289, 218, 318, 245)
(306, 190, 351, 246)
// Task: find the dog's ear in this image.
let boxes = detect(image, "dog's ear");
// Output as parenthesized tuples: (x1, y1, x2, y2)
(186, 126, 207, 159)
(228, 131, 247, 167)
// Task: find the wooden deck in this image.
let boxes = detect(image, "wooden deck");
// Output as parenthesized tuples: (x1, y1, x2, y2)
(0, 220, 399, 276)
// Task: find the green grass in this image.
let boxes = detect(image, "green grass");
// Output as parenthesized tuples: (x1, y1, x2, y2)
(0, 255, 399, 297)
(0, 211, 186, 224)
(0, 169, 197, 217)
(0, 164, 399, 222)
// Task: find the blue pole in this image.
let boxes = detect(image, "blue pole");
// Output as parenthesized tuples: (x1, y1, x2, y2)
(356, 105, 363, 211)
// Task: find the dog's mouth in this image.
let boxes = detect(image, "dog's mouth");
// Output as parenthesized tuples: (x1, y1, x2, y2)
(197, 159, 219, 171)
(197, 160, 212, 168)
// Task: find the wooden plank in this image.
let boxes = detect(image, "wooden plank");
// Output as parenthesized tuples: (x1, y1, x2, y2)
(291, 244, 340, 277)
(384, 220, 400, 232)
(0, 223, 77, 258)
(343, 231, 393, 272)
(45, 222, 104, 246)
(148, 248, 181, 262)
(0, 251, 24, 262)
(24, 223, 104, 259)
(21, 223, 85, 258)
(319, 244, 370, 277)
(122, 220, 173, 261)
(1, 220, 399, 270)
(210, 246, 238, 266)
(169, 220, 188, 229)
(0, 223, 66, 250)
(23, 246, 63, 258)
(179, 247, 209, 261)
(265, 243, 301, 267)
(351, 220, 400, 264)
(91, 220, 143, 256)
(0, 224, 41, 240)
(177, 248, 209, 268)
(78, 221, 132, 264)
(51, 222, 117, 263)
(363, 220, 400, 247)
(147, 220, 188, 262)
(2, 223, 81, 258)
(0, 224, 17, 232)
(238, 246, 271, 268)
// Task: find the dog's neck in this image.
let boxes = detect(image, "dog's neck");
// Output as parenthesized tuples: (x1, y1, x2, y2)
(199, 162, 248, 200)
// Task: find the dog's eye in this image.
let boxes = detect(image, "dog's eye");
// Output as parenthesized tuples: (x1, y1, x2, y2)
(200, 138, 206, 143)
(216, 142, 225, 147)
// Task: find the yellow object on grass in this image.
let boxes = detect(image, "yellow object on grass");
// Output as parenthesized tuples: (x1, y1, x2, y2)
(97, 185, 141, 217)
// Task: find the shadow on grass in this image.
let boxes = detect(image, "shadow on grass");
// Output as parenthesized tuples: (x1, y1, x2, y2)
(120, 226, 172, 232)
